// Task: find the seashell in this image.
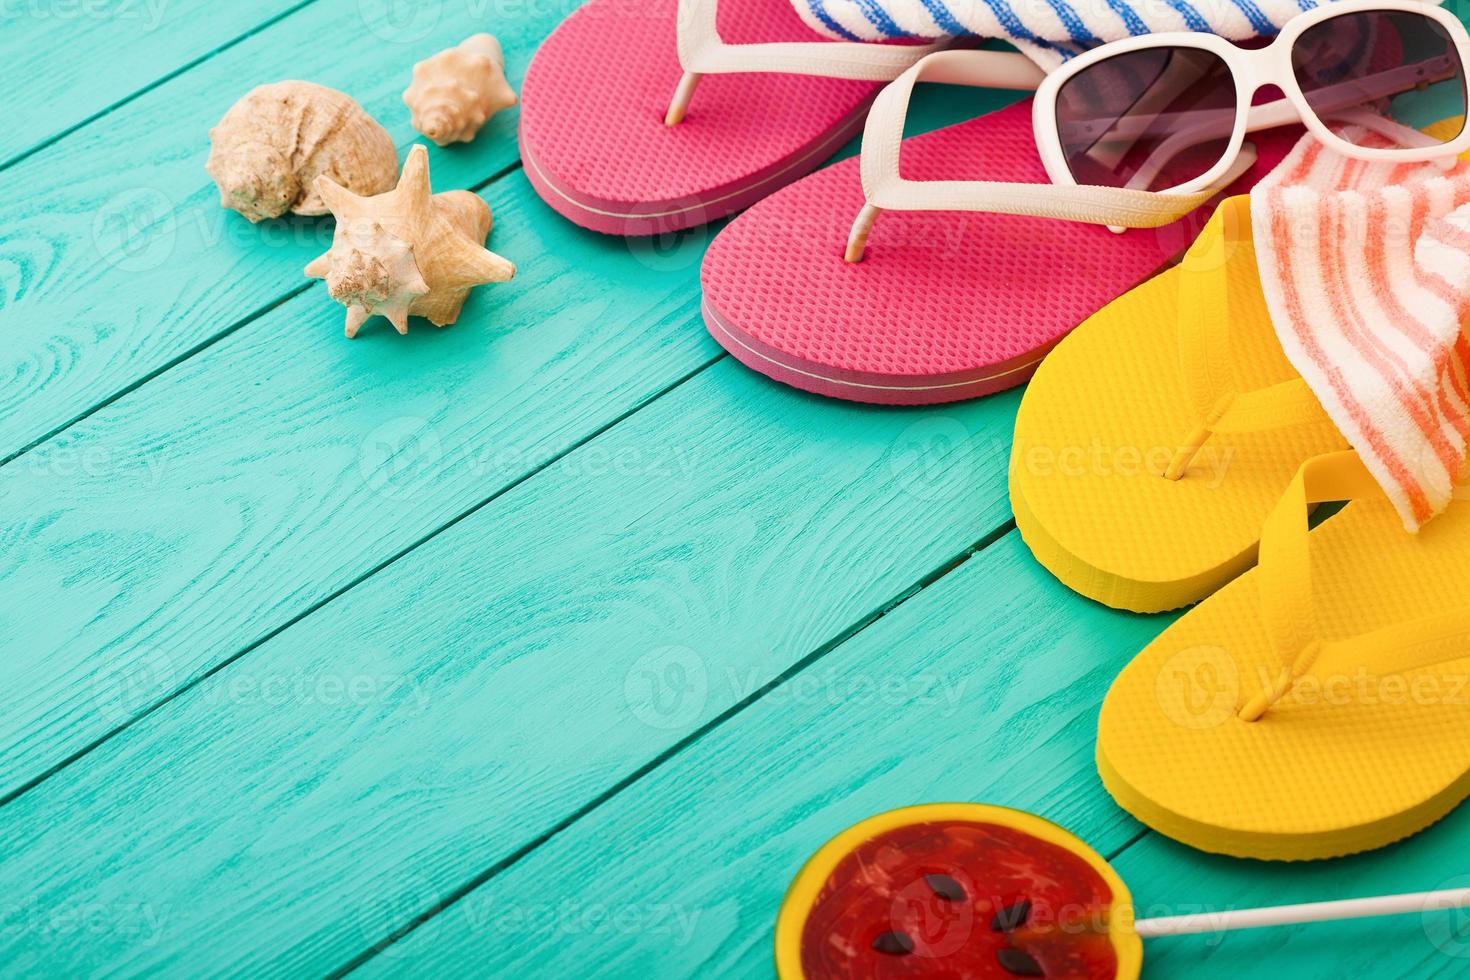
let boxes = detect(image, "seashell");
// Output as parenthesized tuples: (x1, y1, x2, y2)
(207, 81, 399, 223)
(403, 34, 517, 147)
(305, 145, 516, 338)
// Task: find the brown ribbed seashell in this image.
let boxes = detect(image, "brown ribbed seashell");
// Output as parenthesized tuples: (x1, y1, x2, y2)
(207, 81, 399, 223)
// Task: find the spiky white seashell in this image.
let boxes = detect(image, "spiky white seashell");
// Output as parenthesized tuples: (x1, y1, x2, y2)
(305, 145, 516, 338)
(207, 81, 398, 223)
(403, 34, 518, 147)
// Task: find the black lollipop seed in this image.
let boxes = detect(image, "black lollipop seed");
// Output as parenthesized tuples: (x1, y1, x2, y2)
(871, 930, 915, 956)
(991, 898, 1032, 932)
(997, 946, 1045, 977)
(924, 872, 967, 902)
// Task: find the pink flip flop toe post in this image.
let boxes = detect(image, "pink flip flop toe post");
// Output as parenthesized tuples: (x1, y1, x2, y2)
(700, 53, 1302, 405)
(519, 0, 943, 236)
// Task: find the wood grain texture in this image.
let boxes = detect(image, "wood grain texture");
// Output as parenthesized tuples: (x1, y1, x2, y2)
(0, 0, 554, 462)
(354, 532, 1167, 978)
(0, 366, 1019, 976)
(0, 76, 1017, 803)
(0, 171, 720, 801)
(8, 2, 1465, 976)
(0, 0, 315, 168)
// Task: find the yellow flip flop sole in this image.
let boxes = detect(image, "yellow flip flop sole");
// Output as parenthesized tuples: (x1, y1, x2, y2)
(1011, 196, 1348, 612)
(1098, 477, 1470, 861)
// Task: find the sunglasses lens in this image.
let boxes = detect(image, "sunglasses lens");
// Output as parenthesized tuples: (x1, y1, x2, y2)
(1293, 10, 1467, 147)
(1054, 47, 1237, 192)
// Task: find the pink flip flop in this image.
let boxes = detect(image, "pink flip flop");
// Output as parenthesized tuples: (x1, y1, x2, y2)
(700, 51, 1302, 405)
(519, 0, 945, 236)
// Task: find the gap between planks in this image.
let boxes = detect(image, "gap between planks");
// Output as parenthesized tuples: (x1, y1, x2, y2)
(0, 343, 723, 812)
(1106, 826, 1153, 863)
(328, 518, 1023, 977)
(0, 158, 525, 472)
(0, 0, 325, 176)
(3, 24, 1046, 961)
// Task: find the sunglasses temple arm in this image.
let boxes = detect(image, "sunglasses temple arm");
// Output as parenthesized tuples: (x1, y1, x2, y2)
(1072, 55, 1459, 165)
(1255, 54, 1460, 139)
(906, 49, 1045, 91)
(1241, 97, 1298, 133)
(1319, 108, 1457, 165)
(1119, 123, 1258, 195)
(1104, 143, 1252, 234)
(1089, 104, 1417, 205)
(1112, 71, 1458, 197)
(1133, 887, 1470, 939)
(1242, 99, 1454, 165)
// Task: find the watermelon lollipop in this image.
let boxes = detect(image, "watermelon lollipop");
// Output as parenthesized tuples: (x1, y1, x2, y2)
(778, 804, 1140, 979)
(777, 804, 1470, 980)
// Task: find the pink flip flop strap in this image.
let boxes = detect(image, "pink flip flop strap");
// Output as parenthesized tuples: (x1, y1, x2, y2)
(676, 0, 943, 78)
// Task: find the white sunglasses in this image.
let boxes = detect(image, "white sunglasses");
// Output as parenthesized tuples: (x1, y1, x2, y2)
(1033, 0, 1470, 202)
(842, 0, 1470, 260)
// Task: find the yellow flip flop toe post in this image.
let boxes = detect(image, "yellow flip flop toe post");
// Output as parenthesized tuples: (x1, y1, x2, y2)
(1098, 451, 1470, 861)
(1010, 196, 1348, 612)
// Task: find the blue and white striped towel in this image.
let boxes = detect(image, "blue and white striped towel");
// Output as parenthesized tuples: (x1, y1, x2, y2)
(790, 0, 1330, 67)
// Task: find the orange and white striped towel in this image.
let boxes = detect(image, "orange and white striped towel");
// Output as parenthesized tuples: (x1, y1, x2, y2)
(1252, 130, 1470, 530)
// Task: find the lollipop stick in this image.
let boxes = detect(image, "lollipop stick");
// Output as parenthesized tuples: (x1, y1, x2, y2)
(1134, 887, 1470, 938)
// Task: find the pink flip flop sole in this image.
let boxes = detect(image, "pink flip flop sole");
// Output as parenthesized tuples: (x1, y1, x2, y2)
(519, 0, 887, 236)
(700, 99, 1301, 405)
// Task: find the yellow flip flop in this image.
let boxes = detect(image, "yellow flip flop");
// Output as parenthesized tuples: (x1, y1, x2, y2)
(1010, 195, 1349, 612)
(1098, 451, 1470, 861)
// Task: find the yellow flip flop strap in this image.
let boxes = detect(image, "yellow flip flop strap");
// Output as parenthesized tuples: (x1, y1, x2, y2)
(1166, 204, 1333, 481)
(1240, 451, 1470, 721)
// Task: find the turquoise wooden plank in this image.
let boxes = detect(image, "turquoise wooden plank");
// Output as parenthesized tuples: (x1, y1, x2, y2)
(0, 171, 718, 802)
(1112, 809, 1470, 979)
(354, 532, 1170, 978)
(0, 365, 1019, 976)
(0, 85, 1012, 803)
(0, 0, 316, 169)
(0, 0, 558, 463)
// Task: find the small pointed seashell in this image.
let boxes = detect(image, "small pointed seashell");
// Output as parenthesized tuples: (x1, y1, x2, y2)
(207, 81, 399, 223)
(403, 34, 517, 147)
(305, 145, 515, 338)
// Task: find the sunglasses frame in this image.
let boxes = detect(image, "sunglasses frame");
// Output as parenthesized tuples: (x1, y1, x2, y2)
(1033, 0, 1470, 197)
